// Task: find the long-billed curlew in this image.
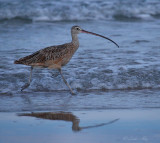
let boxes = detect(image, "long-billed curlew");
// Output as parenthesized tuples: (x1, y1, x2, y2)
(14, 25, 119, 94)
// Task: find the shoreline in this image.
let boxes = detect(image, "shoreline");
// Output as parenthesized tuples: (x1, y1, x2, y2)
(0, 108, 160, 143)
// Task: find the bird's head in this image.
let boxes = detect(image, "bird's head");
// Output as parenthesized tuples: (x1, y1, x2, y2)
(71, 25, 119, 48)
(71, 25, 82, 34)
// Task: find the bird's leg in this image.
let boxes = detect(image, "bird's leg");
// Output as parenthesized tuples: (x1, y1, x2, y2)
(58, 69, 75, 95)
(21, 66, 33, 91)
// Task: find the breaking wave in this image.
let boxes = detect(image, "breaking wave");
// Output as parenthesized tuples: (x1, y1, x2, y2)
(0, 0, 160, 22)
(1, 66, 160, 94)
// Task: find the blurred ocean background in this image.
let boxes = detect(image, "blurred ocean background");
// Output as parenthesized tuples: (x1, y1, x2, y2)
(0, 0, 160, 111)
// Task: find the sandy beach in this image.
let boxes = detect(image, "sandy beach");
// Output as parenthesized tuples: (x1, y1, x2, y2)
(0, 109, 160, 143)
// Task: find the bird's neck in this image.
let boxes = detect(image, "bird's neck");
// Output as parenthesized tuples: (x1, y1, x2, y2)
(71, 34, 79, 47)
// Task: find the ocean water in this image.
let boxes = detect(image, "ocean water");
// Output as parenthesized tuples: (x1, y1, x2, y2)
(0, 0, 160, 112)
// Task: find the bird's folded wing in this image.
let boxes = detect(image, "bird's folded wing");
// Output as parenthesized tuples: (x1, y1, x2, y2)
(14, 45, 68, 66)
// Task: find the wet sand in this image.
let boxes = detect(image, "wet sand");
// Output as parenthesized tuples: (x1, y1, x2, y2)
(0, 109, 160, 143)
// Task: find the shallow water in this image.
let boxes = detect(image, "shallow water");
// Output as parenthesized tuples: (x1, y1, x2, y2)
(0, 19, 160, 111)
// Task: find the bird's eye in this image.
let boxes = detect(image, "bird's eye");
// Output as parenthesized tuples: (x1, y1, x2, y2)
(76, 27, 80, 30)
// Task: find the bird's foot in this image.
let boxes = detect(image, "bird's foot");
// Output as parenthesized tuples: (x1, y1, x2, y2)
(70, 89, 76, 95)
(21, 83, 30, 91)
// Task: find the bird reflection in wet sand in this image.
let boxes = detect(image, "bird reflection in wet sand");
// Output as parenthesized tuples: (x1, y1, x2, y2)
(18, 112, 119, 132)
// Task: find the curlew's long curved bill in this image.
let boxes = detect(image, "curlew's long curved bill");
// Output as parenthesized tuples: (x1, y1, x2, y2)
(81, 29, 119, 48)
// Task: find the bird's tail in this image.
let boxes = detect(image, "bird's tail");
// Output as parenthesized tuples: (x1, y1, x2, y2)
(14, 60, 22, 64)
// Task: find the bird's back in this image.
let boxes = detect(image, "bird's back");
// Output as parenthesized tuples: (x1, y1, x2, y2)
(14, 42, 78, 69)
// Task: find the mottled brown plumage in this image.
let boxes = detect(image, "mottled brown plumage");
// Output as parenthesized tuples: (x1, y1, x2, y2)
(14, 25, 119, 94)
(15, 43, 78, 69)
